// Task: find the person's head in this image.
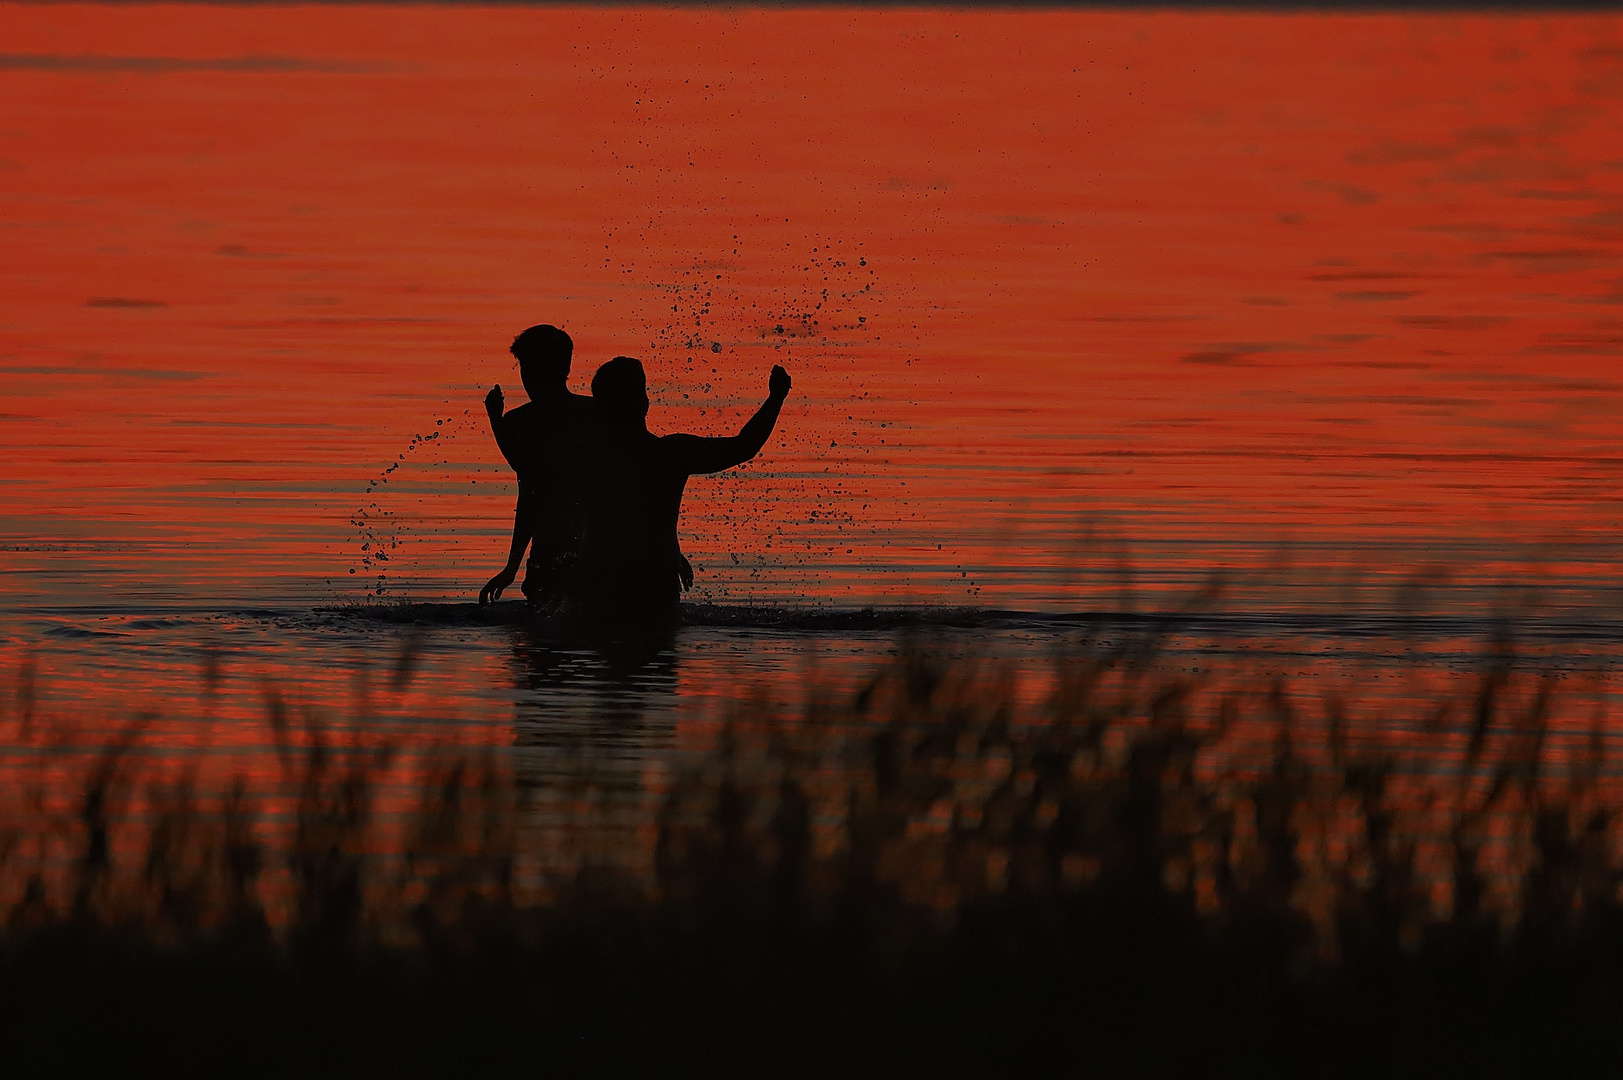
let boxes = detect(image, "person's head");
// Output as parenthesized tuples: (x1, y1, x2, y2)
(510, 324, 573, 396)
(591, 356, 650, 429)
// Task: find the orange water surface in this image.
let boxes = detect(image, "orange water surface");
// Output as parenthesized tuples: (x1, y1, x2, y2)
(2, 5, 1621, 619)
(9, 6, 1623, 921)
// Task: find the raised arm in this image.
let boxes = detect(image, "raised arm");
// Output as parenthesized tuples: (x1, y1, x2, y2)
(670, 365, 792, 475)
(485, 385, 526, 474)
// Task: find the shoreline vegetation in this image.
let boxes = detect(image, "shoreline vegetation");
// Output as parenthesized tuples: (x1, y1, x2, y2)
(5, 613, 1623, 1071)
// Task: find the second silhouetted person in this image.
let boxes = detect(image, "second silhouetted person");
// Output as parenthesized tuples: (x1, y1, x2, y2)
(582, 358, 791, 635)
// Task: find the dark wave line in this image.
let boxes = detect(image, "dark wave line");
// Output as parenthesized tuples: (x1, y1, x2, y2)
(319, 600, 1623, 643)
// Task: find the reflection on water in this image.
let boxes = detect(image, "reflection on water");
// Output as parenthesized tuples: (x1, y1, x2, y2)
(6, 19, 1623, 1050)
(6, 606, 1623, 984)
(7, 599, 1623, 923)
(4, 10, 1623, 615)
(505, 630, 680, 889)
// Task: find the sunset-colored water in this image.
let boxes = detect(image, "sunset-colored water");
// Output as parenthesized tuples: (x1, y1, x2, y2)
(18, 16, 1623, 1062)
(3, 5, 1621, 614)
(5, 7, 1623, 845)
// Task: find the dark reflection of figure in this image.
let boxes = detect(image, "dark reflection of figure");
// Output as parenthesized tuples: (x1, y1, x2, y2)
(505, 629, 679, 895)
(581, 357, 792, 641)
(479, 325, 597, 606)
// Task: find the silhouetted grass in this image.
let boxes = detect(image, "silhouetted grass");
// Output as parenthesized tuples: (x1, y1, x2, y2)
(3, 619, 1623, 1074)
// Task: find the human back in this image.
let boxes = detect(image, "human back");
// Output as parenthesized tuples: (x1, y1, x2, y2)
(580, 356, 791, 633)
(479, 324, 602, 605)
(501, 390, 598, 558)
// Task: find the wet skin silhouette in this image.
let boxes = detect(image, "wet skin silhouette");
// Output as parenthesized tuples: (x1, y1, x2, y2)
(582, 356, 791, 638)
(480, 325, 696, 609)
(479, 325, 597, 606)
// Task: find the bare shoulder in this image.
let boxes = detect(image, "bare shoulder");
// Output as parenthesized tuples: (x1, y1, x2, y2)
(504, 401, 543, 438)
(657, 431, 719, 473)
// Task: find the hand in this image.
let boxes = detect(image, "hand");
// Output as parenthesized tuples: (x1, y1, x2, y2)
(480, 565, 516, 605)
(769, 365, 791, 400)
(677, 552, 694, 591)
(485, 384, 504, 423)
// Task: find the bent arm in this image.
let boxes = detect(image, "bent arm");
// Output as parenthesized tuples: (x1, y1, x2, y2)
(503, 495, 533, 572)
(673, 368, 791, 475)
(485, 386, 527, 474)
(491, 416, 527, 475)
(479, 487, 534, 604)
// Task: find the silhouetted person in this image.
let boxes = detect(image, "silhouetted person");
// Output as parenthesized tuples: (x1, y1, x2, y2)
(582, 357, 791, 637)
(479, 325, 597, 605)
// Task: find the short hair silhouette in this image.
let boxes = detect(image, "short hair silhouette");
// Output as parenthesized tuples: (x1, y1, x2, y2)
(479, 324, 594, 607)
(578, 355, 790, 640)
(510, 325, 573, 384)
(591, 356, 650, 426)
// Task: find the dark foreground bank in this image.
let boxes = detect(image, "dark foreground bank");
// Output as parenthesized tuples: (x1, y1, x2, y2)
(4, 623, 1623, 1075)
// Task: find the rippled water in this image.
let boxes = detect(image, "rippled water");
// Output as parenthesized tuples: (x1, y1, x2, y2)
(4, 8, 1623, 769)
